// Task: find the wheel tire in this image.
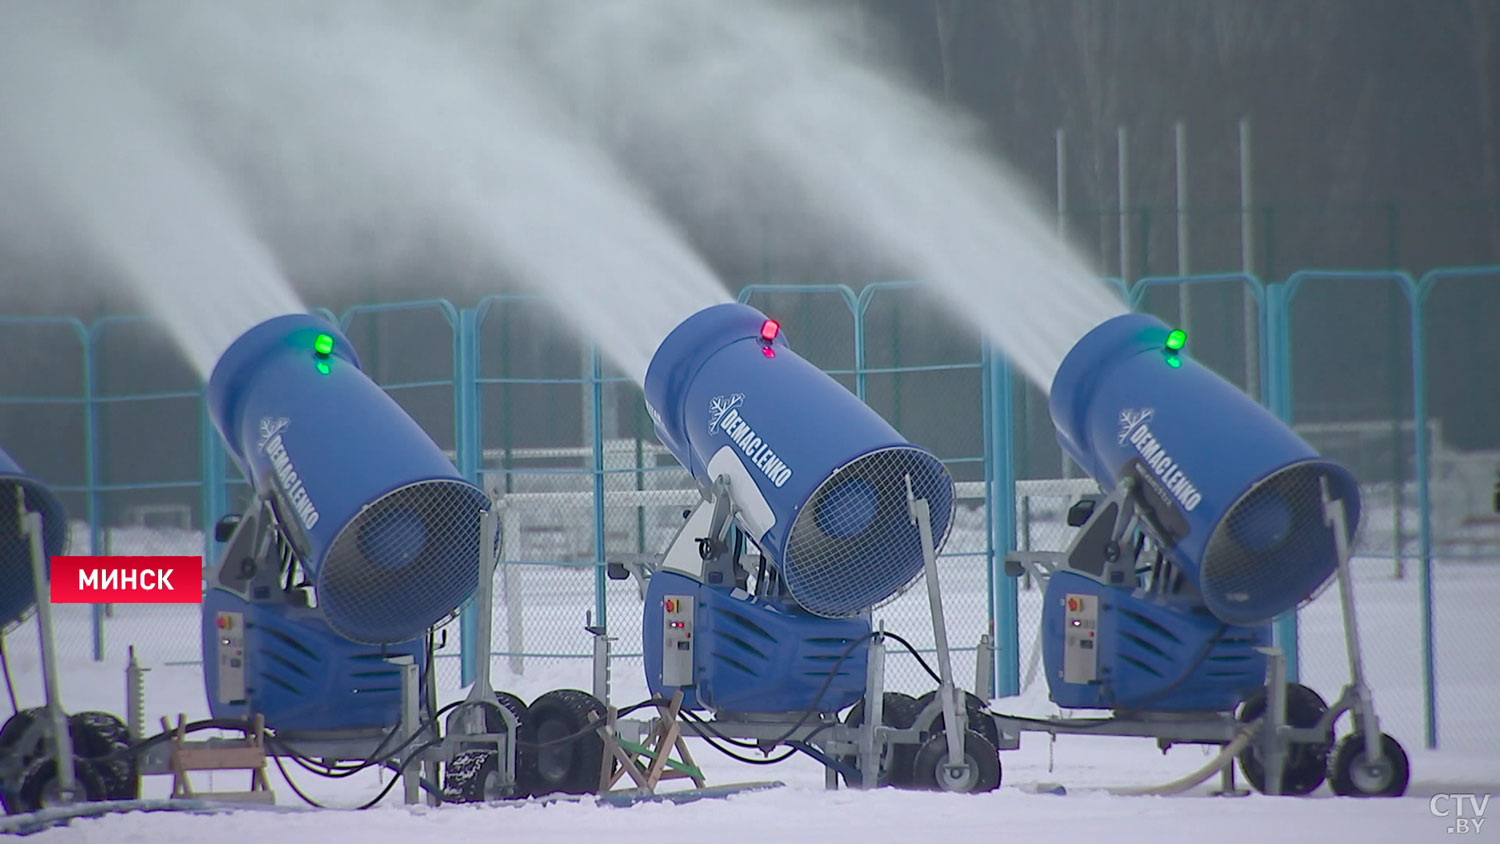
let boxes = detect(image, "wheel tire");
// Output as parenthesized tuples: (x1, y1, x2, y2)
(518, 689, 607, 798)
(442, 750, 510, 804)
(69, 712, 138, 801)
(838, 692, 921, 789)
(444, 692, 526, 802)
(1328, 732, 1409, 797)
(1235, 683, 1331, 796)
(915, 689, 1002, 755)
(0, 709, 42, 755)
(910, 729, 1001, 794)
(14, 757, 109, 814)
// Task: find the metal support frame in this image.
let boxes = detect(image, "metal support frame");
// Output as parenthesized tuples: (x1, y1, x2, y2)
(907, 476, 969, 781)
(18, 488, 77, 807)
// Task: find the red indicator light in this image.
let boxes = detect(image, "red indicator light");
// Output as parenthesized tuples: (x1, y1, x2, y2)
(760, 319, 779, 342)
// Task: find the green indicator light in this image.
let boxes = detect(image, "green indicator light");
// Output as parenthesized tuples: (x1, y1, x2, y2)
(313, 333, 335, 356)
(316, 361, 331, 375)
(1165, 329, 1186, 351)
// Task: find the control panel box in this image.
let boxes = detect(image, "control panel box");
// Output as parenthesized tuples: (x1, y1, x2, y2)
(661, 594, 695, 687)
(215, 610, 246, 704)
(1061, 594, 1099, 684)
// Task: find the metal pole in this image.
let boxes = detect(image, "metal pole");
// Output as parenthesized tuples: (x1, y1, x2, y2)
(1322, 476, 1385, 763)
(1176, 120, 1192, 333)
(1241, 117, 1260, 399)
(1056, 128, 1075, 481)
(590, 344, 608, 635)
(390, 655, 421, 805)
(21, 491, 76, 805)
(908, 478, 964, 772)
(1055, 128, 1068, 243)
(1410, 288, 1437, 749)
(1118, 126, 1130, 285)
(858, 628, 885, 788)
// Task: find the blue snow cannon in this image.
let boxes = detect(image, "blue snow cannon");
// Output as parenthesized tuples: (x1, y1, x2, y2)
(1050, 312, 1360, 628)
(0, 447, 68, 634)
(202, 314, 488, 730)
(1013, 312, 1362, 713)
(639, 303, 954, 713)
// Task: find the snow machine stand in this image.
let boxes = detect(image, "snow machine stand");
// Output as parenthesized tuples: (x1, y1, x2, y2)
(0, 447, 88, 813)
(1000, 313, 1409, 797)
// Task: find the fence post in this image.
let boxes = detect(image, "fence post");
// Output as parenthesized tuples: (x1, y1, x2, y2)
(85, 323, 105, 661)
(1411, 280, 1436, 749)
(457, 307, 480, 687)
(199, 396, 227, 564)
(590, 343, 607, 635)
(1262, 283, 1299, 682)
(989, 346, 1019, 698)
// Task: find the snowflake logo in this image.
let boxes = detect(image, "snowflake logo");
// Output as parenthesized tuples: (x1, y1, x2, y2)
(1117, 407, 1153, 444)
(257, 416, 290, 452)
(708, 393, 744, 433)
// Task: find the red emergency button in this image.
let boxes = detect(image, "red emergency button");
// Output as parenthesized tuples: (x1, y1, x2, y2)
(665, 599, 677, 612)
(217, 615, 231, 629)
(1067, 597, 1080, 612)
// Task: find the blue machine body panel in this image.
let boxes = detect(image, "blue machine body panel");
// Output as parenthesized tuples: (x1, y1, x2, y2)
(1048, 312, 1361, 625)
(644, 571, 869, 714)
(206, 314, 488, 645)
(202, 588, 423, 731)
(0, 447, 69, 630)
(642, 302, 953, 619)
(1042, 572, 1270, 712)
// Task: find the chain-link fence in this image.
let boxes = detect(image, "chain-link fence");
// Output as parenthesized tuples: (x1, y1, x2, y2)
(2, 267, 1496, 752)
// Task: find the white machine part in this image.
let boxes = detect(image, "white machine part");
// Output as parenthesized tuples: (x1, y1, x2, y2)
(1061, 594, 1099, 684)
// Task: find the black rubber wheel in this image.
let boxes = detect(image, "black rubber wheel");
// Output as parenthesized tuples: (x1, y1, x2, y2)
(13, 757, 109, 814)
(446, 691, 526, 745)
(910, 729, 1001, 793)
(68, 712, 138, 801)
(915, 689, 1001, 754)
(519, 689, 607, 798)
(443, 692, 526, 802)
(838, 692, 921, 788)
(1235, 683, 1331, 795)
(442, 750, 512, 803)
(0, 708, 42, 755)
(1328, 732, 1409, 797)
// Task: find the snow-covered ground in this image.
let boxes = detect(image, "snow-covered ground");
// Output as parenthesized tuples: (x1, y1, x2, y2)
(3, 526, 1498, 841)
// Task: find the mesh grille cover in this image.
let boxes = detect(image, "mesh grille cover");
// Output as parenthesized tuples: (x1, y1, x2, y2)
(318, 479, 488, 644)
(0, 478, 68, 633)
(1200, 461, 1357, 626)
(781, 446, 954, 618)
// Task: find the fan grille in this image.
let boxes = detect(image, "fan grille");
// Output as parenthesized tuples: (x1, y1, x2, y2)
(0, 478, 69, 634)
(319, 479, 488, 644)
(1200, 462, 1357, 627)
(781, 447, 954, 618)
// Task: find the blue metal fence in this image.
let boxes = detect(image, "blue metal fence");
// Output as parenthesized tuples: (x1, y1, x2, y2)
(3, 265, 1498, 751)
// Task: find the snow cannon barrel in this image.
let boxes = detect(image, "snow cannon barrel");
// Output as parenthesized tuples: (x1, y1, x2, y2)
(207, 314, 489, 645)
(1049, 312, 1361, 627)
(0, 447, 68, 632)
(643, 303, 954, 618)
